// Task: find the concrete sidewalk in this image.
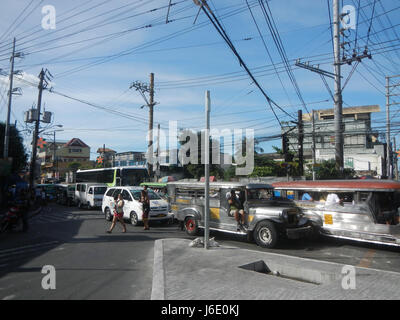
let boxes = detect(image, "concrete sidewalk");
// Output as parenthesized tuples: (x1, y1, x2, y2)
(151, 238, 400, 300)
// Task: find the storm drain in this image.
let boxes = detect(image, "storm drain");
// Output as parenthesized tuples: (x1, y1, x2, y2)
(238, 260, 332, 285)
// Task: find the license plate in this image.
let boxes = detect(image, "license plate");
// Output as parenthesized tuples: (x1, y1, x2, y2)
(324, 214, 333, 225)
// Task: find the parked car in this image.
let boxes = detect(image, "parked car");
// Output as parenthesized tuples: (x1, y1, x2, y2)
(75, 183, 107, 209)
(102, 186, 171, 225)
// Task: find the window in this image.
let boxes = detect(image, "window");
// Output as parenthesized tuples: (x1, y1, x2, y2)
(88, 188, 93, 195)
(106, 189, 115, 197)
(122, 190, 132, 201)
(77, 184, 81, 192)
(112, 188, 122, 198)
(94, 187, 107, 195)
(81, 184, 86, 192)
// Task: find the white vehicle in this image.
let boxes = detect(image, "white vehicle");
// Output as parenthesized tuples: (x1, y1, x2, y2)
(75, 183, 108, 209)
(102, 186, 170, 225)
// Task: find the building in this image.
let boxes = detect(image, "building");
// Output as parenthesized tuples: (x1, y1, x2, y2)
(282, 105, 386, 176)
(113, 151, 146, 167)
(97, 147, 116, 166)
(38, 138, 92, 181)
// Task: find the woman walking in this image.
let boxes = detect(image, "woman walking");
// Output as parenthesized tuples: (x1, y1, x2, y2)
(140, 189, 150, 230)
(107, 194, 127, 233)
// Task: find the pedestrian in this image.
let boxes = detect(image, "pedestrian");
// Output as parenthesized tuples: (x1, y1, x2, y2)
(107, 194, 127, 233)
(140, 189, 150, 230)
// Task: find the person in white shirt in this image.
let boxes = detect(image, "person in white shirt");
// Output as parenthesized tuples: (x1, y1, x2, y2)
(325, 193, 342, 206)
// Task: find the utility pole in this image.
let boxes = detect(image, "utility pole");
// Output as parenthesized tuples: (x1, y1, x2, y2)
(103, 144, 106, 168)
(130, 73, 157, 180)
(3, 38, 22, 159)
(29, 69, 45, 193)
(53, 131, 56, 178)
(297, 110, 303, 176)
(312, 110, 316, 181)
(333, 0, 344, 174)
(386, 75, 400, 178)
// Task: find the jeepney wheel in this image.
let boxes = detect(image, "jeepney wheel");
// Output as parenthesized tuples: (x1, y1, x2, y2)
(185, 217, 198, 236)
(254, 220, 278, 249)
(105, 207, 112, 221)
(130, 212, 139, 226)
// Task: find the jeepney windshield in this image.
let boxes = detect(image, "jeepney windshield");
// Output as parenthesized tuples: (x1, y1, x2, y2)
(247, 188, 274, 200)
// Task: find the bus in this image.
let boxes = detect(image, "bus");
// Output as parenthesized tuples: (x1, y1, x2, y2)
(75, 166, 149, 187)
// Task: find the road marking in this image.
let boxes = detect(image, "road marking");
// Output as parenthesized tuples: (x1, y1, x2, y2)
(357, 249, 376, 268)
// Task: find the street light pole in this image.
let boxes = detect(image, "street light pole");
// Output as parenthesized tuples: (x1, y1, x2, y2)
(204, 90, 210, 250)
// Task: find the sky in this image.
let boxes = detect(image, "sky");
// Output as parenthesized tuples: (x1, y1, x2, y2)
(0, 0, 399, 161)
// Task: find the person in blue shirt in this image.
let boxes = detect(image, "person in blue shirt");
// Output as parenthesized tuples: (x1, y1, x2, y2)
(301, 192, 313, 201)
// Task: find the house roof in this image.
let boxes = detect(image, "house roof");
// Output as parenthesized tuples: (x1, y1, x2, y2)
(302, 105, 380, 121)
(97, 148, 116, 153)
(64, 138, 90, 148)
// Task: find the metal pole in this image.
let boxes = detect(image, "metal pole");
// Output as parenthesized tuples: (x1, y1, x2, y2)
(29, 69, 45, 193)
(53, 131, 56, 179)
(298, 110, 303, 176)
(148, 73, 154, 180)
(386, 76, 391, 178)
(333, 0, 344, 173)
(3, 37, 16, 159)
(156, 123, 160, 180)
(204, 90, 210, 250)
(394, 137, 398, 180)
(312, 110, 316, 181)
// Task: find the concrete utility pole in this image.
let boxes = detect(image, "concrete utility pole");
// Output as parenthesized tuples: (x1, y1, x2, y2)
(204, 90, 210, 250)
(333, 0, 344, 173)
(312, 110, 316, 181)
(3, 38, 17, 159)
(129, 73, 156, 180)
(29, 69, 45, 192)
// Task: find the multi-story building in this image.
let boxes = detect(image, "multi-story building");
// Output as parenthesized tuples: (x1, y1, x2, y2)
(282, 105, 386, 176)
(38, 138, 92, 181)
(113, 151, 146, 167)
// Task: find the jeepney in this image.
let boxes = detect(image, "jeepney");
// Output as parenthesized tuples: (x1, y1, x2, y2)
(167, 181, 313, 248)
(272, 180, 400, 247)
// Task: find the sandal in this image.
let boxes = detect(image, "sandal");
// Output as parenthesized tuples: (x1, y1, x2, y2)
(106, 230, 111, 234)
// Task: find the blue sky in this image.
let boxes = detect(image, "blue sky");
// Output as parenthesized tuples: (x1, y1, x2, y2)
(0, 0, 399, 160)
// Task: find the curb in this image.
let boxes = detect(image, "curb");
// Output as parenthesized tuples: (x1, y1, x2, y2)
(151, 239, 165, 300)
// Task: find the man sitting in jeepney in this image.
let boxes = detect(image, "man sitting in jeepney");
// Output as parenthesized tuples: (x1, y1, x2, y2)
(227, 190, 246, 232)
(325, 193, 343, 206)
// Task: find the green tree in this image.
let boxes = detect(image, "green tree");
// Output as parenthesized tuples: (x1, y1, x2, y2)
(307, 159, 355, 180)
(0, 122, 28, 173)
(68, 162, 82, 172)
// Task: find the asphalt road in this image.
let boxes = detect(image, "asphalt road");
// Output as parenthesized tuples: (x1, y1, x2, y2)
(0, 203, 399, 300)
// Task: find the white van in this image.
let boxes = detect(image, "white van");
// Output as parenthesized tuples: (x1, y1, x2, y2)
(75, 183, 108, 209)
(102, 186, 170, 225)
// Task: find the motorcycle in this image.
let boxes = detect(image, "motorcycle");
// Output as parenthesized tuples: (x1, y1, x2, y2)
(0, 204, 28, 233)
